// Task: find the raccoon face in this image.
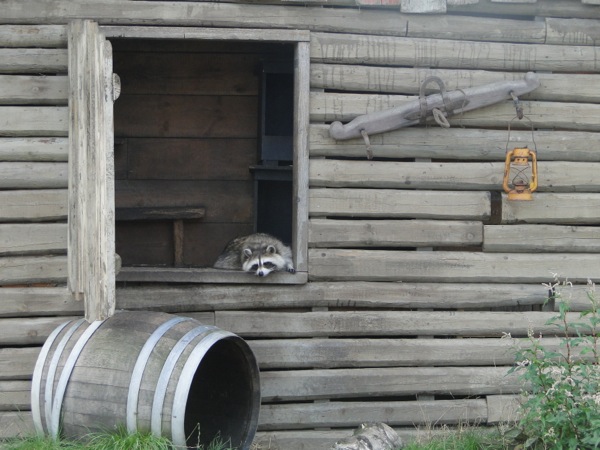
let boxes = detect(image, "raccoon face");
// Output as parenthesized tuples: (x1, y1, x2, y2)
(241, 245, 286, 277)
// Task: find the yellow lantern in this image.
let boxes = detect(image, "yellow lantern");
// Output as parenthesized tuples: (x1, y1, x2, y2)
(503, 147, 538, 201)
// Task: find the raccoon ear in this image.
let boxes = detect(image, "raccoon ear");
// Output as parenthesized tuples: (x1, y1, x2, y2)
(243, 248, 252, 258)
(266, 245, 276, 254)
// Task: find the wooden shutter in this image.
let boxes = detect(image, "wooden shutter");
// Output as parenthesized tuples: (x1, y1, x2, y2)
(68, 20, 118, 322)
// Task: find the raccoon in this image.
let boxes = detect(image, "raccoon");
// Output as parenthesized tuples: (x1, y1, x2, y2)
(213, 233, 295, 277)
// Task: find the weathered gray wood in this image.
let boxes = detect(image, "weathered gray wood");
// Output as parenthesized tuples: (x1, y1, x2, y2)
(260, 366, 521, 401)
(311, 32, 600, 72)
(449, 0, 600, 20)
(401, 0, 446, 13)
(117, 267, 308, 284)
(0, 75, 68, 105)
(0, 411, 34, 438)
(0, 316, 76, 346)
(309, 188, 490, 220)
(487, 395, 521, 424)
(308, 249, 600, 283)
(0, 286, 79, 317)
(216, 310, 557, 338)
(484, 225, 600, 252)
(310, 160, 600, 192)
(0, 347, 39, 379)
(501, 193, 600, 224)
(260, 398, 487, 429)
(0, 189, 67, 222)
(0, 107, 68, 136)
(309, 125, 600, 162)
(309, 219, 482, 248)
(0, 162, 67, 189)
(0, 381, 30, 411)
(312, 93, 600, 132)
(546, 17, 600, 46)
(0, 255, 67, 285)
(0, 25, 67, 47)
(0, 223, 67, 256)
(68, 20, 116, 321)
(250, 337, 567, 369)
(0, 137, 68, 162)
(115, 206, 205, 221)
(116, 281, 546, 312)
(0, 49, 67, 73)
(311, 65, 600, 103)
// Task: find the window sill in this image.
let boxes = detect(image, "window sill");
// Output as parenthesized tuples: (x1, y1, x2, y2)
(117, 267, 307, 284)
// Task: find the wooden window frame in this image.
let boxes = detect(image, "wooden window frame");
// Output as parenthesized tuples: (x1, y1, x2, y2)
(68, 23, 310, 318)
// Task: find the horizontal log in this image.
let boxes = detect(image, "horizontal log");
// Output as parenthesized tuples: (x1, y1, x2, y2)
(115, 206, 205, 221)
(216, 310, 557, 338)
(0, 189, 67, 222)
(115, 281, 547, 312)
(0, 286, 78, 318)
(0, 25, 67, 47)
(0, 75, 68, 105)
(0, 255, 67, 285)
(311, 93, 600, 132)
(0, 137, 68, 162)
(260, 366, 521, 401)
(0, 162, 67, 189)
(259, 398, 488, 429)
(0, 49, 67, 73)
(310, 32, 600, 73)
(0, 107, 68, 136)
(487, 395, 521, 425)
(0, 411, 34, 438)
(484, 225, 600, 253)
(309, 160, 600, 192)
(250, 337, 567, 369)
(309, 125, 600, 162)
(0, 223, 67, 256)
(311, 65, 600, 103)
(309, 188, 490, 220)
(0, 381, 30, 411)
(448, 1, 600, 20)
(0, 347, 39, 380)
(501, 193, 600, 224)
(0, 316, 77, 346)
(308, 249, 600, 283)
(309, 219, 482, 248)
(117, 267, 307, 284)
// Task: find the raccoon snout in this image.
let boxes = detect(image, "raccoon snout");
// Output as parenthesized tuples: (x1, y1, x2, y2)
(257, 270, 266, 277)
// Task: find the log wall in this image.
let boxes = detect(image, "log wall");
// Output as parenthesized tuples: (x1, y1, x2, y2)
(1, 2, 600, 448)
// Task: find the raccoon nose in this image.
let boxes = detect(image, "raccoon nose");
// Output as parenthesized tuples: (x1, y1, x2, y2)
(257, 270, 265, 277)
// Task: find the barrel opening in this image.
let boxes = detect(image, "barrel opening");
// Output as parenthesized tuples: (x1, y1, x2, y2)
(184, 337, 259, 449)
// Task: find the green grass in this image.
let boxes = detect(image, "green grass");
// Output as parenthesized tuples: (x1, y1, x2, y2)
(400, 426, 517, 450)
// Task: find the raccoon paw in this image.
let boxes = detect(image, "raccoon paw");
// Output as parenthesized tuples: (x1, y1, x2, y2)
(287, 266, 296, 274)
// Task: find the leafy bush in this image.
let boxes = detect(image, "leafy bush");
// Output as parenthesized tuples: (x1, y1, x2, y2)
(509, 276, 600, 449)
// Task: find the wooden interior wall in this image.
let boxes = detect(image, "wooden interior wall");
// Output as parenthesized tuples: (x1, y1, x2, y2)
(1, 1, 600, 449)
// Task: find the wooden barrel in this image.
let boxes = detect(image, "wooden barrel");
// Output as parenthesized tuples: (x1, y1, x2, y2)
(31, 311, 260, 450)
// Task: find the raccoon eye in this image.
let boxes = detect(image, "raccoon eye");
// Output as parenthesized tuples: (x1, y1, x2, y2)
(250, 264, 259, 271)
(263, 262, 276, 269)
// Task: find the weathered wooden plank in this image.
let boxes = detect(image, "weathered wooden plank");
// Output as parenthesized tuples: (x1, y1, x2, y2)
(216, 310, 556, 338)
(0, 137, 68, 162)
(310, 32, 600, 73)
(0, 347, 39, 380)
(260, 398, 487, 430)
(310, 93, 600, 132)
(117, 267, 307, 284)
(309, 188, 490, 220)
(116, 281, 547, 312)
(0, 75, 68, 105)
(260, 366, 521, 401)
(546, 17, 600, 46)
(401, 0, 446, 13)
(309, 160, 600, 192)
(309, 125, 600, 162)
(0, 223, 67, 256)
(501, 193, 600, 224)
(0, 25, 67, 47)
(308, 249, 600, 283)
(0, 162, 67, 189)
(0, 255, 67, 285)
(0, 286, 78, 317)
(449, 0, 600, 20)
(0, 189, 67, 222)
(309, 219, 482, 248)
(0, 316, 77, 346)
(0, 107, 68, 136)
(484, 225, 600, 253)
(250, 337, 566, 369)
(487, 395, 521, 424)
(0, 49, 67, 74)
(0, 381, 30, 411)
(311, 65, 600, 103)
